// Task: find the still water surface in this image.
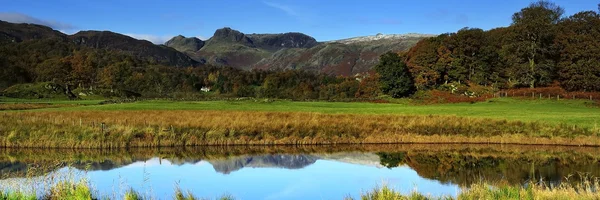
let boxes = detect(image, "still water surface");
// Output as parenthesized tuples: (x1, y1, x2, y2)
(1, 144, 599, 199)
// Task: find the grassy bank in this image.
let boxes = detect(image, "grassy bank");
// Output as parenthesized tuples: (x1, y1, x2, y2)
(1, 109, 599, 148)
(1, 98, 599, 147)
(1, 178, 598, 200)
(356, 179, 600, 200)
(2, 97, 598, 128)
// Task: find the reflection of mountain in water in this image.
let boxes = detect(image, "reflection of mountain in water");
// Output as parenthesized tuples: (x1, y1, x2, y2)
(317, 152, 384, 168)
(208, 155, 318, 174)
(0, 152, 383, 177)
(1, 145, 600, 187)
(206, 152, 386, 174)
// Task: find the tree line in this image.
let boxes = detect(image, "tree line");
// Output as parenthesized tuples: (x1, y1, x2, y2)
(0, 38, 381, 100)
(397, 1, 600, 93)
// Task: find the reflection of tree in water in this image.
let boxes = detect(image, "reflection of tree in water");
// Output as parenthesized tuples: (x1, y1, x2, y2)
(376, 151, 600, 186)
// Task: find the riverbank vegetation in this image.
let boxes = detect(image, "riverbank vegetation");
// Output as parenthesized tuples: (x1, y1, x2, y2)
(2, 97, 598, 127)
(356, 179, 600, 200)
(1, 109, 599, 148)
(1, 177, 598, 200)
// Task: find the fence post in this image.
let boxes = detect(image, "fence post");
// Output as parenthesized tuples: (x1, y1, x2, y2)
(557, 95, 560, 100)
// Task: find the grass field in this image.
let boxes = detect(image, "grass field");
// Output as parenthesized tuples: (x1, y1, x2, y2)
(1, 97, 599, 147)
(2, 97, 598, 128)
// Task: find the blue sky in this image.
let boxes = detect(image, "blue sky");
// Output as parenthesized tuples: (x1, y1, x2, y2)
(0, 0, 597, 43)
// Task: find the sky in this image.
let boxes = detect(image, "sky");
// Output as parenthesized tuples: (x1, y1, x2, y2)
(0, 0, 597, 44)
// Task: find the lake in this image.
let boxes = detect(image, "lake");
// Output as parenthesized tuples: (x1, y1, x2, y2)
(1, 144, 599, 199)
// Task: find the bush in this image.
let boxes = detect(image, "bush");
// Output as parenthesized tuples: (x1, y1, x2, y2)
(2, 82, 67, 99)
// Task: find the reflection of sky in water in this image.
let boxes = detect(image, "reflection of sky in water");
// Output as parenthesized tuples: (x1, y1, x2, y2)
(86, 158, 459, 200)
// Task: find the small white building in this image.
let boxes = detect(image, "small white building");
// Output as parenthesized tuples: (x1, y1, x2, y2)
(201, 86, 211, 92)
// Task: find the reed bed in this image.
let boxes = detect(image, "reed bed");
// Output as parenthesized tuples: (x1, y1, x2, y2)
(353, 177, 600, 200)
(1, 177, 598, 199)
(0, 179, 234, 200)
(1, 110, 599, 148)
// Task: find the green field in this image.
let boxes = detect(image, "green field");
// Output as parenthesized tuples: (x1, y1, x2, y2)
(2, 97, 598, 128)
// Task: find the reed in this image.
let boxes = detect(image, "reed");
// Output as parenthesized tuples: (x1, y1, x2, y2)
(1, 110, 599, 148)
(458, 176, 600, 200)
(124, 188, 143, 200)
(174, 187, 198, 200)
(17, 179, 600, 200)
(355, 177, 600, 200)
(2, 178, 598, 200)
(0, 179, 233, 200)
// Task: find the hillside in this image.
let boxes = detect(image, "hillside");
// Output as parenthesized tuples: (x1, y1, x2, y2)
(1, 20, 429, 77)
(166, 28, 431, 75)
(0, 21, 198, 67)
(254, 35, 425, 76)
(0, 20, 67, 44)
(69, 31, 198, 67)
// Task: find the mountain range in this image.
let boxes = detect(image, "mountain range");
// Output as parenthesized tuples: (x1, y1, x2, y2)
(166, 28, 433, 75)
(0, 20, 433, 76)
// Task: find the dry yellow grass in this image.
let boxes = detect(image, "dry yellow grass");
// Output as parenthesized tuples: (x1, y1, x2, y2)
(459, 177, 600, 200)
(0, 110, 598, 148)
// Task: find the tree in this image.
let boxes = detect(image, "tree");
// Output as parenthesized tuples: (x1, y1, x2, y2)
(0, 56, 29, 90)
(555, 11, 600, 91)
(404, 37, 444, 89)
(507, 0, 564, 88)
(98, 61, 133, 91)
(447, 28, 490, 84)
(355, 71, 381, 98)
(374, 52, 416, 98)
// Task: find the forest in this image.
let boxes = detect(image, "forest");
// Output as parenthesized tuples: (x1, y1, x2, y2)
(0, 1, 599, 100)
(403, 1, 600, 92)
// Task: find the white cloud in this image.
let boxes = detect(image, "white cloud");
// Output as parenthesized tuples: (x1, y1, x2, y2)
(0, 12, 75, 30)
(263, 1, 298, 17)
(197, 35, 208, 40)
(124, 33, 176, 44)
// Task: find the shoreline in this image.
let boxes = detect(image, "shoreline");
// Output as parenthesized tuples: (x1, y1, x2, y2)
(1, 136, 600, 148)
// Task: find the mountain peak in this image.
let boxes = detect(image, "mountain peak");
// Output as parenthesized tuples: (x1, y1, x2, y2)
(165, 35, 204, 52)
(210, 27, 253, 46)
